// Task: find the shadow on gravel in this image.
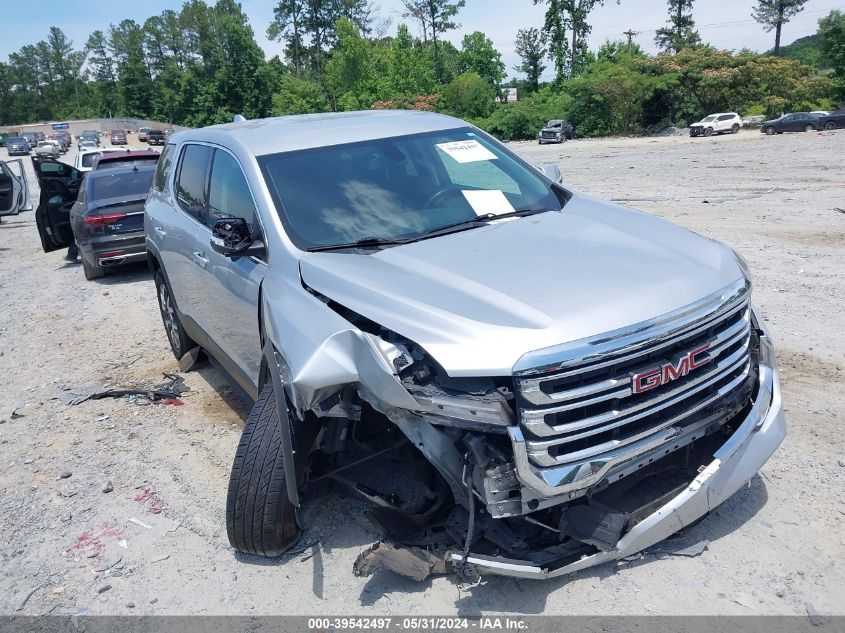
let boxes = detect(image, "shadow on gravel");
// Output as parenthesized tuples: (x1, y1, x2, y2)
(88, 261, 151, 285)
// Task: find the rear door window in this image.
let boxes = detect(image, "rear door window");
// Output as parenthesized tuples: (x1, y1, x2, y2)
(175, 144, 213, 220)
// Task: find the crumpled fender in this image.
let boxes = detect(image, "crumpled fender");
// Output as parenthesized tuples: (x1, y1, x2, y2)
(260, 272, 421, 416)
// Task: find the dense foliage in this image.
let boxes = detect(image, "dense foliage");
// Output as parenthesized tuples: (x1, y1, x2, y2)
(0, 0, 841, 140)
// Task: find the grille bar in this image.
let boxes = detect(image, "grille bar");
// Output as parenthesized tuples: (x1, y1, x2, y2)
(521, 312, 750, 435)
(526, 356, 750, 466)
(513, 280, 754, 481)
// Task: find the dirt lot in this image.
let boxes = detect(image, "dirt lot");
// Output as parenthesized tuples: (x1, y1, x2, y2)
(1, 129, 843, 617)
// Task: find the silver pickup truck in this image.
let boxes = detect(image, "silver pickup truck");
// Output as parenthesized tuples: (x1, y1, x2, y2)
(140, 111, 785, 581)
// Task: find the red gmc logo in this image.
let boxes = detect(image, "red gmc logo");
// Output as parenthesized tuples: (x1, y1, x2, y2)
(631, 343, 711, 394)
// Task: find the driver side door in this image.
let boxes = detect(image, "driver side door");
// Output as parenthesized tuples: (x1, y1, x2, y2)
(33, 157, 83, 252)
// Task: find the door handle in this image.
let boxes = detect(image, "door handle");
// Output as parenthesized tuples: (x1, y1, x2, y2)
(153, 226, 167, 238)
(192, 251, 208, 268)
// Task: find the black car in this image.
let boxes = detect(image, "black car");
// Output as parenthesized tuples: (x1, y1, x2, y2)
(147, 129, 166, 146)
(538, 119, 574, 144)
(80, 131, 101, 147)
(6, 137, 31, 156)
(33, 157, 154, 280)
(760, 112, 824, 134)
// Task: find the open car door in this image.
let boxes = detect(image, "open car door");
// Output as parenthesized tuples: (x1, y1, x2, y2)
(32, 157, 82, 252)
(0, 159, 31, 218)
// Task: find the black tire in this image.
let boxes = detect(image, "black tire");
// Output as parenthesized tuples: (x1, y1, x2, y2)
(803, 124, 815, 132)
(731, 124, 740, 134)
(764, 126, 776, 135)
(227, 381, 300, 557)
(704, 127, 713, 137)
(154, 271, 196, 359)
(823, 121, 836, 130)
(82, 256, 105, 280)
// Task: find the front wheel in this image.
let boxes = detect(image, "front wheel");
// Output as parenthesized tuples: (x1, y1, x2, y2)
(704, 127, 713, 137)
(226, 381, 301, 557)
(764, 126, 776, 135)
(804, 124, 815, 132)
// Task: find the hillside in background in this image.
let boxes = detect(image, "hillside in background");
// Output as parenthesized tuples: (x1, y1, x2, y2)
(773, 33, 830, 69)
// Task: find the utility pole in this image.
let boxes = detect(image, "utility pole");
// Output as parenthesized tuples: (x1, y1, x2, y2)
(623, 29, 638, 49)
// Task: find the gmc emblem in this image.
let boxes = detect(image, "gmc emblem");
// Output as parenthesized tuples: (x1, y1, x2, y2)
(631, 343, 711, 394)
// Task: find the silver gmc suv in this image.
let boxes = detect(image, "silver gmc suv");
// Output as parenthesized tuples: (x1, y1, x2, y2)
(145, 111, 785, 581)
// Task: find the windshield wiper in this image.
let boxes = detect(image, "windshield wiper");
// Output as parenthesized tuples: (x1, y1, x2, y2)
(415, 208, 554, 240)
(307, 236, 414, 252)
(307, 209, 554, 252)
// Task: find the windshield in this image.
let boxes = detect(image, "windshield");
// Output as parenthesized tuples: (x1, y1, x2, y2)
(90, 169, 154, 200)
(701, 116, 717, 122)
(259, 128, 564, 250)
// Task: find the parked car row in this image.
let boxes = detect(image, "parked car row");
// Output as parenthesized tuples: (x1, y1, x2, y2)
(35, 149, 160, 279)
(760, 110, 845, 134)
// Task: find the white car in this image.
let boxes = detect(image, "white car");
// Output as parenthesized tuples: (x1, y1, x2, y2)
(689, 112, 742, 137)
(74, 148, 133, 172)
(34, 140, 60, 159)
(0, 158, 31, 221)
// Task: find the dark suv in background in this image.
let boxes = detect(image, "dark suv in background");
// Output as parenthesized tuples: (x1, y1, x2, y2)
(6, 137, 30, 156)
(147, 129, 166, 146)
(538, 119, 574, 144)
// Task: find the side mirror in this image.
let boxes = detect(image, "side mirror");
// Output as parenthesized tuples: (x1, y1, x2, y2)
(210, 217, 265, 259)
(535, 163, 563, 183)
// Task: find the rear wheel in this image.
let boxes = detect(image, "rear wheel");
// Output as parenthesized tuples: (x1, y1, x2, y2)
(804, 124, 815, 132)
(731, 124, 740, 134)
(824, 121, 836, 130)
(82, 257, 105, 280)
(227, 381, 301, 557)
(154, 271, 196, 359)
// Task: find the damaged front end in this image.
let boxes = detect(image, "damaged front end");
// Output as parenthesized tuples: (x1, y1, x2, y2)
(277, 280, 785, 581)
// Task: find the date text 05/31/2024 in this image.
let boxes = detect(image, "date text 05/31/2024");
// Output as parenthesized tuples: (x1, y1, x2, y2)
(307, 617, 528, 630)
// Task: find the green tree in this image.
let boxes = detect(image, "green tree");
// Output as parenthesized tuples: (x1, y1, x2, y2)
(460, 31, 505, 92)
(109, 20, 154, 117)
(535, 0, 613, 81)
(268, 0, 308, 76)
(324, 17, 375, 109)
(442, 71, 493, 118)
(568, 53, 671, 135)
(271, 74, 331, 114)
(514, 27, 547, 92)
(389, 24, 435, 95)
(655, 0, 701, 53)
(402, 0, 465, 82)
(752, 0, 809, 56)
(818, 10, 845, 99)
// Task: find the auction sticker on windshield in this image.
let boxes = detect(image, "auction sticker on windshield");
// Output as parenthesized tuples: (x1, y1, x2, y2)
(436, 139, 497, 163)
(462, 189, 515, 216)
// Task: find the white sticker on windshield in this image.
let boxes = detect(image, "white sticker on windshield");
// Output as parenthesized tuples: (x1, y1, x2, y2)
(462, 189, 515, 216)
(436, 140, 497, 164)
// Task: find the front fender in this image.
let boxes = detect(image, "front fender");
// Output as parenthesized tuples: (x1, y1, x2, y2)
(260, 273, 421, 417)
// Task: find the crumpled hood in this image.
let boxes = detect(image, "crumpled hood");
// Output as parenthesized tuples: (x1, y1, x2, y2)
(299, 195, 744, 376)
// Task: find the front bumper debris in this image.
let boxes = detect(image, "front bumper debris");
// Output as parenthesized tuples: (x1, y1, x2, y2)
(449, 363, 785, 579)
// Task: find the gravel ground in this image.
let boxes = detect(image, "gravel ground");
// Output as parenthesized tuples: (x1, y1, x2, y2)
(1, 129, 843, 617)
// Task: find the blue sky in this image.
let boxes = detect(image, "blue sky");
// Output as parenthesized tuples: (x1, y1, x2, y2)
(1, 0, 841, 82)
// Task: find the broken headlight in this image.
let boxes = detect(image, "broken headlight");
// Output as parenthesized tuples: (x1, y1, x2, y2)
(375, 332, 516, 431)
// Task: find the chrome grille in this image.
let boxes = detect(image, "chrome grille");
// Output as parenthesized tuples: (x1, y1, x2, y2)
(514, 280, 752, 475)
